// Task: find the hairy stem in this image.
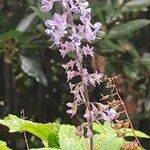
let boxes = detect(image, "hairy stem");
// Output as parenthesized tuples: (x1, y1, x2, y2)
(84, 85, 93, 150)
(70, 16, 94, 150)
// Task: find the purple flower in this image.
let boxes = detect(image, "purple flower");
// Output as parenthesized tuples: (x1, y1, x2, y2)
(69, 33, 82, 46)
(62, 60, 77, 71)
(80, 8, 91, 23)
(45, 13, 67, 44)
(86, 127, 93, 138)
(66, 0, 80, 13)
(90, 71, 103, 85)
(67, 70, 80, 81)
(77, 22, 102, 43)
(67, 0, 90, 15)
(66, 102, 77, 118)
(101, 108, 117, 121)
(84, 24, 98, 42)
(41, 0, 104, 142)
(83, 109, 95, 122)
(79, 1, 89, 11)
(45, 13, 67, 29)
(41, 0, 59, 12)
(82, 45, 94, 58)
(59, 41, 75, 57)
(69, 83, 83, 102)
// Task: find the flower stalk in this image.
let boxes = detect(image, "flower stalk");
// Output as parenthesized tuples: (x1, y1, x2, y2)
(40, 1, 103, 149)
(40, 1, 142, 150)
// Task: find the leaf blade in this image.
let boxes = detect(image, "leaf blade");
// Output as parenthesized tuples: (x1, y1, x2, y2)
(0, 115, 60, 148)
(0, 140, 11, 150)
(106, 19, 150, 38)
(59, 125, 88, 150)
(20, 55, 48, 86)
(122, 0, 150, 12)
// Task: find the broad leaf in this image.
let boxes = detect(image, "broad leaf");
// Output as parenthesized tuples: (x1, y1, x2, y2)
(30, 148, 60, 150)
(0, 140, 11, 150)
(0, 115, 60, 148)
(20, 55, 48, 86)
(106, 19, 150, 38)
(93, 122, 127, 150)
(58, 125, 88, 150)
(94, 122, 150, 140)
(93, 134, 102, 150)
(100, 123, 126, 150)
(93, 122, 106, 134)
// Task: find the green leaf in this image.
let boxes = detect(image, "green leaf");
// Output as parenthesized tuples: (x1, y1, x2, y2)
(0, 140, 11, 150)
(20, 55, 48, 86)
(58, 125, 88, 150)
(117, 39, 139, 57)
(94, 121, 150, 142)
(93, 122, 127, 150)
(93, 122, 106, 134)
(0, 115, 60, 148)
(140, 53, 150, 70)
(101, 123, 126, 150)
(30, 148, 60, 150)
(101, 39, 124, 52)
(106, 19, 150, 38)
(122, 0, 150, 12)
(93, 134, 102, 150)
(123, 62, 139, 78)
(0, 30, 21, 41)
(123, 128, 150, 139)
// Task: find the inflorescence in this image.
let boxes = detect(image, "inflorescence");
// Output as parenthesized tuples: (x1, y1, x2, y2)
(40, 1, 141, 149)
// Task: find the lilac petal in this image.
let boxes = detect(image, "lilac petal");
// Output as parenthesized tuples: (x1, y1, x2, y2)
(41, 5, 52, 12)
(108, 108, 117, 119)
(66, 102, 73, 107)
(94, 22, 102, 31)
(41, 0, 49, 6)
(101, 112, 109, 121)
(45, 20, 54, 26)
(66, 109, 73, 114)
(86, 128, 93, 138)
(83, 109, 95, 122)
(66, 104, 77, 118)
(69, 33, 82, 46)
(41, 1, 53, 12)
(101, 108, 117, 121)
(80, 1, 89, 9)
(83, 111, 91, 121)
(82, 45, 94, 57)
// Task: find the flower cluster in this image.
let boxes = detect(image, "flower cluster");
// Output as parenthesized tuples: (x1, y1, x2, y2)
(41, 0, 117, 140)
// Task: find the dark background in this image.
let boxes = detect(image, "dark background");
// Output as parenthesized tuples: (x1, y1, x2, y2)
(0, 0, 150, 149)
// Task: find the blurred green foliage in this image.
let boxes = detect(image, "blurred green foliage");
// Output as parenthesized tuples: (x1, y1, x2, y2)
(0, 115, 149, 149)
(0, 0, 150, 149)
